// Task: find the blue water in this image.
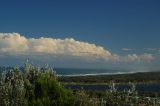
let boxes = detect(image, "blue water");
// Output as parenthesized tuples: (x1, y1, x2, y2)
(65, 83, 160, 92)
(1, 67, 156, 76)
(54, 68, 136, 76)
(0, 67, 133, 76)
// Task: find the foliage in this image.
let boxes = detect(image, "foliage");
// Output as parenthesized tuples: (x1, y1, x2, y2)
(1, 63, 160, 106)
(0, 63, 75, 106)
(0, 67, 27, 106)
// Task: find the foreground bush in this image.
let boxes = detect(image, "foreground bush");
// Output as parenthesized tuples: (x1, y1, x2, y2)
(0, 63, 75, 106)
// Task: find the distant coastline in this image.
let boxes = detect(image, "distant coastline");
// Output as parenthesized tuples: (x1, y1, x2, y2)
(57, 70, 150, 77)
(59, 71, 160, 84)
(54, 68, 156, 77)
(1, 67, 159, 77)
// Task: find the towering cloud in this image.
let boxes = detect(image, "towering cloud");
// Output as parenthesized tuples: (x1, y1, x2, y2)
(0, 33, 118, 61)
(0, 33, 155, 62)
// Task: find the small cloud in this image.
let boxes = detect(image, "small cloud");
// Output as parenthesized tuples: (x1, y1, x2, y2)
(145, 48, 157, 51)
(145, 48, 160, 53)
(122, 48, 133, 51)
(126, 53, 154, 62)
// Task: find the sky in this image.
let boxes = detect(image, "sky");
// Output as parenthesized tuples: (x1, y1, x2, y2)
(0, 0, 160, 70)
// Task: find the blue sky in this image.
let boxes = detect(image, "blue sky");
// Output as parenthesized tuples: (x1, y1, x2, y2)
(0, 0, 160, 70)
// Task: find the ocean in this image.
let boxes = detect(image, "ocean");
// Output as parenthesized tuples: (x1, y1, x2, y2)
(54, 68, 145, 76)
(0, 67, 148, 76)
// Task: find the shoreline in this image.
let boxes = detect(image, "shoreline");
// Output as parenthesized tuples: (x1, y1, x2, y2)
(57, 70, 156, 77)
(59, 71, 160, 84)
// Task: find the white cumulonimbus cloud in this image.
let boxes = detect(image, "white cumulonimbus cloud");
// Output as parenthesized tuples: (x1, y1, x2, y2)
(0, 33, 154, 62)
(0, 33, 117, 61)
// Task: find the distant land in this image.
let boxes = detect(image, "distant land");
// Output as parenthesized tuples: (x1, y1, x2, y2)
(59, 71, 160, 84)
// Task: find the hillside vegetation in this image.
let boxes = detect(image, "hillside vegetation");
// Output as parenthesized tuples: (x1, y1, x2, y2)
(1, 63, 160, 106)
